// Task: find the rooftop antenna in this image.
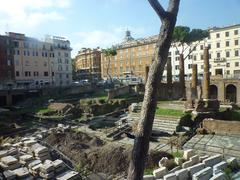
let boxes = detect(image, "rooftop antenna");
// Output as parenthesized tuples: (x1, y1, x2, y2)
(5, 23, 9, 34)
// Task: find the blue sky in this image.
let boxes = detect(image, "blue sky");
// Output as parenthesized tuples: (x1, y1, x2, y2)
(0, 0, 239, 57)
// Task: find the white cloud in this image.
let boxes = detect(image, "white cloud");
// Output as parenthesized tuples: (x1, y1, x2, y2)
(0, 0, 72, 33)
(71, 26, 146, 57)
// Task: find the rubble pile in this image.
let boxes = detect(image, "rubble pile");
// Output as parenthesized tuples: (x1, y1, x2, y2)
(0, 127, 79, 180)
(143, 149, 239, 180)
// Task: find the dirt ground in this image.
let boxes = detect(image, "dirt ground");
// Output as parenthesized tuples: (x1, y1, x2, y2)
(44, 130, 173, 177)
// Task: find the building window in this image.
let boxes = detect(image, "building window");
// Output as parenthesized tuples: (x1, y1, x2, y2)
(216, 33, 220, 38)
(225, 31, 229, 37)
(66, 74, 69, 78)
(24, 51, 26, 56)
(34, 72, 39, 76)
(25, 71, 31, 77)
(217, 52, 221, 58)
(234, 30, 238, 35)
(226, 41, 230, 47)
(175, 51, 179, 55)
(200, 45, 204, 50)
(235, 62, 239, 67)
(27, 51, 30, 56)
(226, 63, 230, 67)
(208, 44, 211, 49)
(235, 40, 239, 46)
(226, 51, 230, 58)
(175, 65, 179, 70)
(65, 53, 69, 57)
(200, 55, 204, 60)
(7, 60, 11, 66)
(188, 64, 192, 69)
(216, 42, 220, 48)
(193, 55, 197, 60)
(44, 62, 47, 66)
(209, 54, 212, 59)
(16, 71, 20, 77)
(65, 59, 69, 64)
(226, 70, 230, 75)
(44, 72, 48, 76)
(25, 60, 29, 66)
(175, 57, 179, 61)
(52, 72, 54, 76)
(235, 50, 239, 57)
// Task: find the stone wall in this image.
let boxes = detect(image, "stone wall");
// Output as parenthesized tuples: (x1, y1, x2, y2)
(203, 118, 240, 135)
(157, 82, 183, 100)
(108, 86, 131, 99)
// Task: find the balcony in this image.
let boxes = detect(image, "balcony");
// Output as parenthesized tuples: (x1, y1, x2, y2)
(214, 57, 226, 62)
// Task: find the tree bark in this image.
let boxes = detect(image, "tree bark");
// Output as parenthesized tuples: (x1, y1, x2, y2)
(127, 0, 180, 179)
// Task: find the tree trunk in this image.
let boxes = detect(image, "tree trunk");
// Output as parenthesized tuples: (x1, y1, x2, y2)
(127, 0, 180, 179)
(106, 56, 112, 84)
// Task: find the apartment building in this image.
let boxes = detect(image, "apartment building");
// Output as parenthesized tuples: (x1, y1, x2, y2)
(101, 24, 240, 82)
(45, 35, 72, 86)
(75, 47, 101, 81)
(1, 32, 72, 89)
(0, 35, 15, 87)
(101, 31, 157, 80)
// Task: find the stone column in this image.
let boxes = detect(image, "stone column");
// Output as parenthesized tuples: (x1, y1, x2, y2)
(167, 57, 172, 99)
(191, 64, 198, 99)
(145, 66, 149, 84)
(203, 46, 210, 99)
(179, 54, 186, 99)
(6, 93, 12, 106)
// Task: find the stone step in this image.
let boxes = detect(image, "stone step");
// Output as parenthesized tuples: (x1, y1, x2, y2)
(130, 116, 179, 125)
(130, 113, 180, 121)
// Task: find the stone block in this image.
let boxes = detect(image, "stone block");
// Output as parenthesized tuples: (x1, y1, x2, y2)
(190, 155, 199, 165)
(226, 157, 238, 168)
(28, 159, 42, 169)
(56, 170, 79, 180)
(159, 157, 169, 167)
(1, 156, 18, 165)
(199, 155, 209, 162)
(187, 163, 205, 177)
(153, 167, 168, 179)
(39, 171, 55, 179)
(175, 169, 188, 180)
(182, 160, 192, 168)
(143, 175, 155, 180)
(203, 154, 222, 167)
(13, 167, 30, 178)
(24, 140, 37, 147)
(3, 170, 16, 180)
(213, 161, 227, 174)
(183, 149, 195, 160)
(209, 172, 225, 180)
(192, 167, 212, 180)
(163, 173, 177, 180)
(169, 166, 181, 173)
(0, 150, 8, 158)
(40, 161, 54, 173)
(174, 157, 184, 166)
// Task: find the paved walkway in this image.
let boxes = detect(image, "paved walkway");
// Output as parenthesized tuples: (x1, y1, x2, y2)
(183, 134, 240, 158)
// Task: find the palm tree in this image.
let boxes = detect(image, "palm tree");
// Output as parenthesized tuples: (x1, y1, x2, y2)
(102, 47, 117, 85)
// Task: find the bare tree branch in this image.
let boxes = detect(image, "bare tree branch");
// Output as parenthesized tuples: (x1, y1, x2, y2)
(148, 0, 167, 21)
(167, 0, 180, 13)
(183, 40, 201, 60)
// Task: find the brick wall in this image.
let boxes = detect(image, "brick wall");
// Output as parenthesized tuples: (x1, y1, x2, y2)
(203, 118, 240, 135)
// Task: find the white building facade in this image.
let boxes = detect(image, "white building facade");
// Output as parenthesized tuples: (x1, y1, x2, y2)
(163, 24, 240, 81)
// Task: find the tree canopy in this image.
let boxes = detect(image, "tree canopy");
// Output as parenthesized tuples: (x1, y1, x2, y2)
(102, 47, 117, 57)
(172, 26, 209, 44)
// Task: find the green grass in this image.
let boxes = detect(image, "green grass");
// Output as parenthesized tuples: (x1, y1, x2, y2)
(172, 151, 183, 158)
(155, 107, 184, 117)
(144, 168, 155, 175)
(229, 110, 240, 120)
